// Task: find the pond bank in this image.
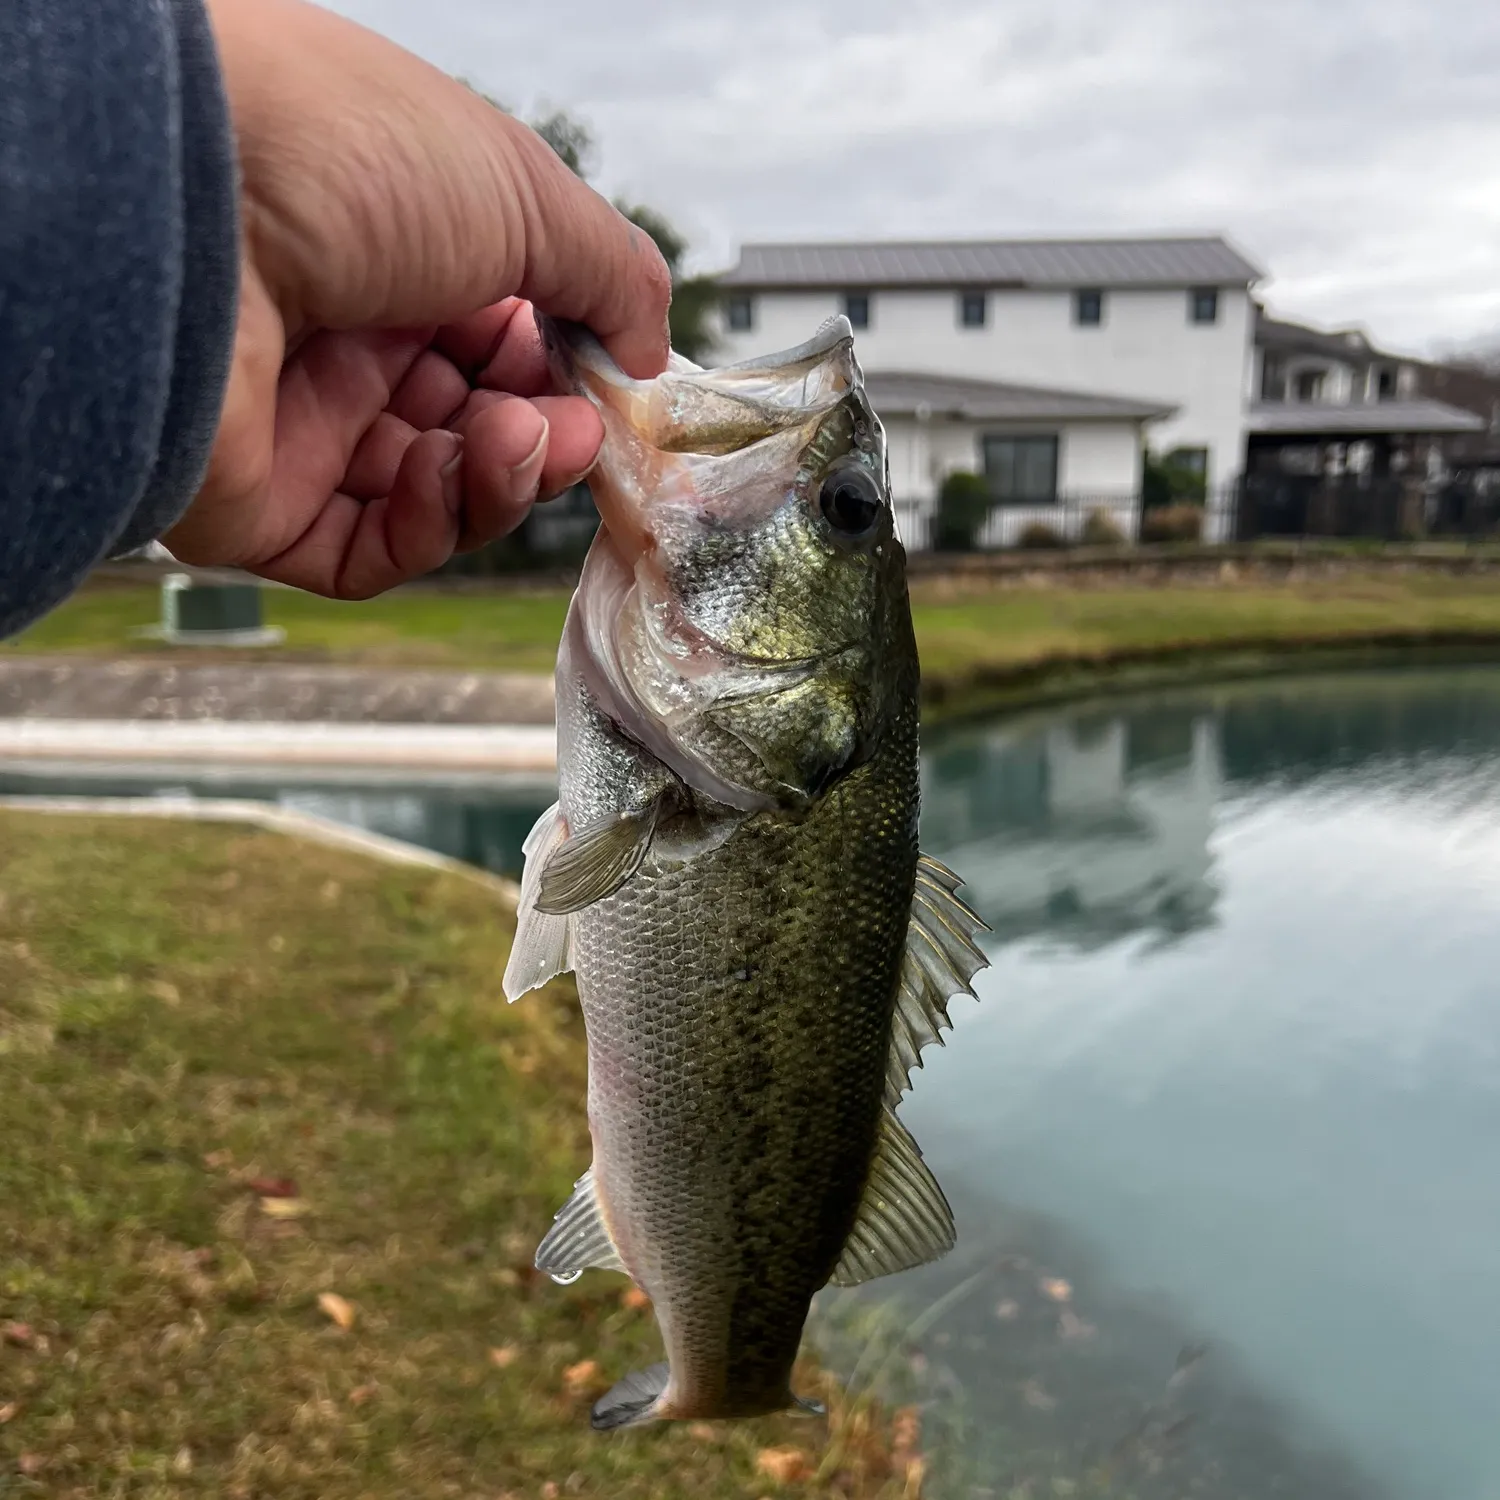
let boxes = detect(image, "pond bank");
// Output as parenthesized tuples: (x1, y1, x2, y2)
(6, 631, 1500, 768)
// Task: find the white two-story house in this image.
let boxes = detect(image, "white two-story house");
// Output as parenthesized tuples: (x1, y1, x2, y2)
(713, 237, 1263, 543)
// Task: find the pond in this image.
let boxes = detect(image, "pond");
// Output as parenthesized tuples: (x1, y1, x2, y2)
(5, 664, 1499, 1498)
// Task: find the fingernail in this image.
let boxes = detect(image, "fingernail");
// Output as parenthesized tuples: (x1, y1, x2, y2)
(439, 431, 465, 477)
(547, 455, 598, 497)
(439, 432, 465, 518)
(510, 419, 549, 500)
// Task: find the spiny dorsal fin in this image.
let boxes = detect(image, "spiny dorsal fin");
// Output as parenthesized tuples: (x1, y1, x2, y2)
(503, 802, 575, 1002)
(535, 1167, 626, 1279)
(535, 797, 664, 915)
(830, 1109, 956, 1287)
(885, 854, 990, 1102)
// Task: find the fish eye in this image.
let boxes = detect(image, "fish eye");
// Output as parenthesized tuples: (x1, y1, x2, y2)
(818, 462, 884, 540)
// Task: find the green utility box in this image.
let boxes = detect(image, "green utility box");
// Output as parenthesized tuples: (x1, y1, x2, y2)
(158, 573, 285, 647)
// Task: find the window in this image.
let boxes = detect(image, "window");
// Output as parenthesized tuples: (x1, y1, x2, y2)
(842, 291, 870, 330)
(959, 291, 987, 328)
(1261, 355, 1287, 401)
(1295, 368, 1326, 403)
(1189, 287, 1219, 325)
(1075, 289, 1104, 327)
(726, 294, 754, 332)
(982, 435, 1059, 504)
(1377, 366, 1397, 400)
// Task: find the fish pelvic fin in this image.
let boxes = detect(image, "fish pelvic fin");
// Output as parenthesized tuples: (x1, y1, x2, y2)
(885, 853, 991, 1103)
(535, 1167, 627, 1280)
(830, 1108, 956, 1288)
(591, 1361, 671, 1431)
(503, 802, 575, 1002)
(534, 796, 666, 916)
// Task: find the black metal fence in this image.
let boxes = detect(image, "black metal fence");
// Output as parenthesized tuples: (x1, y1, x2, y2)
(1234, 475, 1500, 543)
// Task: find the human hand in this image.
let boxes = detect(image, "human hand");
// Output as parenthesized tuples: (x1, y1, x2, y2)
(164, 0, 671, 598)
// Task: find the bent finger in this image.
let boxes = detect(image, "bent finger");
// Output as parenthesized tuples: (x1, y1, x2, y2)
(254, 429, 464, 599)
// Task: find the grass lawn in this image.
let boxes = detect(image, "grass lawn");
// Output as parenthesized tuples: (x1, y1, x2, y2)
(0, 813, 910, 1499)
(9, 572, 1500, 692)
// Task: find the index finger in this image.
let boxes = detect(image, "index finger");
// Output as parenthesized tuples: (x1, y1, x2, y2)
(506, 124, 674, 380)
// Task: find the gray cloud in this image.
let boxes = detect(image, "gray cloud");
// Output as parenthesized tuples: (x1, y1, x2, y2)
(325, 0, 1500, 353)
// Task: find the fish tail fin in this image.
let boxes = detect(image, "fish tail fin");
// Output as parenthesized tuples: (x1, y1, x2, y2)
(591, 1362, 671, 1431)
(794, 1392, 827, 1417)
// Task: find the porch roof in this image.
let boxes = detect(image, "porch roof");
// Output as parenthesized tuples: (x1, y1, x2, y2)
(1248, 400, 1485, 438)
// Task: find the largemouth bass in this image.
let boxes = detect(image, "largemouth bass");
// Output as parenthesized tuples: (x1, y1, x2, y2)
(503, 315, 988, 1429)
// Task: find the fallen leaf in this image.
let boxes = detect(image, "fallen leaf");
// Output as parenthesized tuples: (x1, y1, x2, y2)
(621, 1286, 651, 1311)
(1023, 1379, 1058, 1412)
(756, 1446, 813, 1484)
(212, 870, 242, 892)
(994, 1298, 1020, 1321)
(146, 980, 181, 1006)
(320, 880, 342, 905)
(247, 1176, 298, 1199)
(1, 1323, 33, 1348)
(687, 1422, 718, 1442)
(317, 1293, 356, 1331)
(1058, 1310, 1095, 1341)
(202, 1150, 234, 1171)
(562, 1359, 604, 1397)
(171, 1447, 193, 1477)
(17, 1453, 45, 1476)
(1040, 1278, 1073, 1303)
(488, 1345, 518, 1369)
(260, 1197, 310, 1220)
(541, 1484, 560, 1500)
(268, 934, 286, 953)
(348, 1384, 378, 1406)
(0, 1402, 18, 1424)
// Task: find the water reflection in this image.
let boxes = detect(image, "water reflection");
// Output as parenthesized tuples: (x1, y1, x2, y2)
(894, 666, 1500, 1500)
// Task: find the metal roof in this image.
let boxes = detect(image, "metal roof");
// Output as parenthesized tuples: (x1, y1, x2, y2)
(866, 371, 1175, 424)
(720, 237, 1263, 290)
(1247, 400, 1486, 437)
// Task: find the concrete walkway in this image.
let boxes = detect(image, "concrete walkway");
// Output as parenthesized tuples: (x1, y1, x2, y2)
(0, 718, 555, 772)
(0, 658, 557, 773)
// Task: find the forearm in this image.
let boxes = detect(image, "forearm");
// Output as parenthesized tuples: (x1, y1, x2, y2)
(0, 0, 239, 639)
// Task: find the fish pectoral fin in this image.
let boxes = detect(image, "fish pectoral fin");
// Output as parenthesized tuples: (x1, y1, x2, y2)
(885, 853, 991, 1103)
(534, 798, 665, 915)
(503, 802, 575, 1002)
(535, 1167, 627, 1279)
(830, 1109, 956, 1288)
(592, 1362, 670, 1431)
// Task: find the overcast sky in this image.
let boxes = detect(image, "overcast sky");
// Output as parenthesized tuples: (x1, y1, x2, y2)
(328, 0, 1499, 355)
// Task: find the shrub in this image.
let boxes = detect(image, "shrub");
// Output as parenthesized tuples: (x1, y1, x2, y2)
(1016, 521, 1067, 550)
(1080, 510, 1129, 547)
(1139, 503, 1204, 544)
(932, 471, 993, 552)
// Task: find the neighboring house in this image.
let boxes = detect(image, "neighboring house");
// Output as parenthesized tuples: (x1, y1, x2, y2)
(1247, 307, 1485, 488)
(1253, 310, 1421, 406)
(714, 237, 1263, 537)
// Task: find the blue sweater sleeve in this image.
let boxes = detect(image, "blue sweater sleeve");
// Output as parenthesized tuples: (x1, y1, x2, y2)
(0, 0, 240, 640)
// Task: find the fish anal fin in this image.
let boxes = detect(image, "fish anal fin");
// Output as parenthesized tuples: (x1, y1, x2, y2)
(503, 802, 575, 1002)
(884, 853, 991, 1102)
(591, 1362, 670, 1430)
(830, 1110, 956, 1288)
(535, 798, 665, 915)
(535, 1167, 627, 1279)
